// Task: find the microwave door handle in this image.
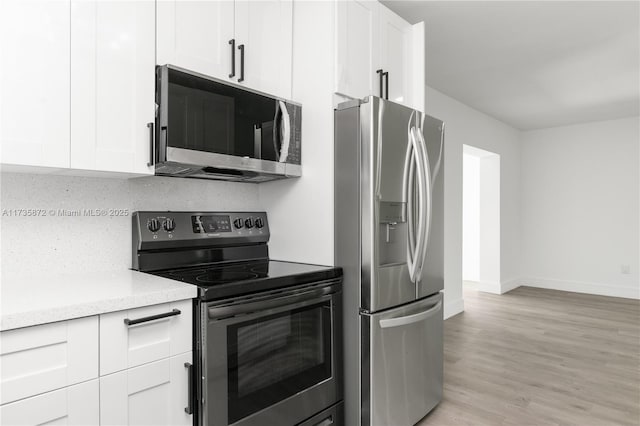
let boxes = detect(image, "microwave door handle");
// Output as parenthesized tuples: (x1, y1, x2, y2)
(273, 101, 282, 161)
(278, 100, 290, 162)
(146, 122, 154, 166)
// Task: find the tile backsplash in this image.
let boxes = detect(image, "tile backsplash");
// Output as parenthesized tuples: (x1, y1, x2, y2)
(0, 172, 259, 276)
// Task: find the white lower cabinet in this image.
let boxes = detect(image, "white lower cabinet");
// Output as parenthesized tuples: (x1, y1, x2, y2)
(0, 379, 99, 426)
(0, 316, 98, 405)
(100, 351, 193, 426)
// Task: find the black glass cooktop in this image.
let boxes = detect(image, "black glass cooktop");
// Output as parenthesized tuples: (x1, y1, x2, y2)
(150, 260, 342, 301)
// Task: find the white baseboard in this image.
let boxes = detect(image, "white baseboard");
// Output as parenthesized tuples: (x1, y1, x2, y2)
(500, 278, 522, 294)
(521, 277, 640, 300)
(444, 298, 464, 319)
(466, 279, 521, 295)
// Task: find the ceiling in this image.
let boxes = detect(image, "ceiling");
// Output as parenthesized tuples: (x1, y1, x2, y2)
(381, 1, 640, 130)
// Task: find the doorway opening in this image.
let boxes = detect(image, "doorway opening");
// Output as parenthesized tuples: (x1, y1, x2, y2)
(462, 145, 500, 293)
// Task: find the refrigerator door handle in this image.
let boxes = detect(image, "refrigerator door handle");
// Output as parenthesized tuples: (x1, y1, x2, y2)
(379, 301, 442, 328)
(403, 130, 416, 279)
(414, 127, 432, 279)
(410, 126, 429, 282)
(404, 126, 425, 282)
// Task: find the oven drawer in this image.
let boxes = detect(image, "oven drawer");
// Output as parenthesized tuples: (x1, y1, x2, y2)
(0, 316, 98, 405)
(297, 401, 344, 426)
(100, 299, 192, 376)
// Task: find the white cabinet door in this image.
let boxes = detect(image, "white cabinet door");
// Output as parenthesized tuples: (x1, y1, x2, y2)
(157, 0, 235, 80)
(0, 0, 70, 168)
(100, 352, 193, 426)
(379, 6, 411, 105)
(0, 316, 98, 405)
(335, 0, 379, 99)
(0, 379, 99, 426)
(234, 0, 293, 98)
(99, 300, 192, 376)
(70, 0, 155, 175)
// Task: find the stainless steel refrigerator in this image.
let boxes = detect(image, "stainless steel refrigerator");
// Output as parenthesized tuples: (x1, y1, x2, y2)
(334, 96, 444, 426)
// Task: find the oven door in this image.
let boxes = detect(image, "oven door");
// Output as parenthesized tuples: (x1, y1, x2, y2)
(202, 282, 342, 426)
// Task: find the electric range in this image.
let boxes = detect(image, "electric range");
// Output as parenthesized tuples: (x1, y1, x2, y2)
(132, 211, 343, 426)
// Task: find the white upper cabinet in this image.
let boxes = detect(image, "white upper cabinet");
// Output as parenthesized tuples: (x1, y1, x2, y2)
(157, 1, 235, 81)
(71, 0, 155, 175)
(234, 0, 293, 99)
(379, 6, 411, 105)
(335, 0, 379, 100)
(157, 0, 293, 99)
(0, 0, 71, 169)
(335, 0, 422, 109)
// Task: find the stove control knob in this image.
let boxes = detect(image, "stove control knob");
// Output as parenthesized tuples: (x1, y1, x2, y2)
(147, 218, 160, 233)
(245, 218, 254, 229)
(233, 218, 244, 229)
(163, 218, 176, 232)
(255, 218, 264, 228)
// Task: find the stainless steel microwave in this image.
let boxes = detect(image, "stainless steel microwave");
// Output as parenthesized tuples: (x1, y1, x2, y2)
(152, 65, 302, 182)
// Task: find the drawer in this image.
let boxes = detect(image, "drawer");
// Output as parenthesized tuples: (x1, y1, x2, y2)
(100, 352, 193, 426)
(0, 316, 98, 405)
(0, 379, 99, 426)
(100, 299, 192, 375)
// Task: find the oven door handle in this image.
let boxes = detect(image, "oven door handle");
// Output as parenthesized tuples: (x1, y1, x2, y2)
(208, 286, 335, 319)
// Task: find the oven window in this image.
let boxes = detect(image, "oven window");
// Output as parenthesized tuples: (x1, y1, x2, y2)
(227, 301, 332, 423)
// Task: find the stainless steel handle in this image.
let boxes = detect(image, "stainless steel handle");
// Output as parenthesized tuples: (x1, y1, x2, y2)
(403, 112, 419, 282)
(208, 287, 334, 319)
(278, 100, 290, 162)
(228, 39, 236, 78)
(123, 309, 181, 326)
(238, 44, 245, 82)
(315, 416, 334, 426)
(184, 362, 193, 414)
(382, 71, 389, 100)
(379, 301, 442, 328)
(146, 122, 154, 167)
(414, 127, 432, 279)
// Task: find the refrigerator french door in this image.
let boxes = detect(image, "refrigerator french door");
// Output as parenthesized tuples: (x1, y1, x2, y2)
(334, 96, 444, 426)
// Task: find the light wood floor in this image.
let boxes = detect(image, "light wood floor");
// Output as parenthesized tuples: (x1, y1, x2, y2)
(418, 285, 640, 426)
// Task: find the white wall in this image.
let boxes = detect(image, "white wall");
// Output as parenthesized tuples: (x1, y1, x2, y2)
(425, 85, 521, 317)
(520, 116, 640, 299)
(0, 173, 259, 276)
(463, 145, 501, 289)
(462, 152, 480, 281)
(258, 1, 335, 266)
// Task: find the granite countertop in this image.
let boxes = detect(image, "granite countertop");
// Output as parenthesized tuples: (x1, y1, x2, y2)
(1, 270, 197, 331)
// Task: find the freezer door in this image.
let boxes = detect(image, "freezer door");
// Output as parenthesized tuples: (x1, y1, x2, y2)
(362, 292, 443, 426)
(417, 114, 445, 298)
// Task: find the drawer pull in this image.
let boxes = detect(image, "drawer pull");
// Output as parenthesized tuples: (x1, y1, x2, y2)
(184, 362, 193, 414)
(123, 309, 181, 326)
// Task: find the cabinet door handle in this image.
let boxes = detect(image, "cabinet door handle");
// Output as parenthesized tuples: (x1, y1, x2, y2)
(184, 362, 193, 415)
(376, 69, 383, 98)
(228, 39, 235, 78)
(238, 44, 245, 82)
(146, 122, 155, 167)
(383, 71, 389, 100)
(123, 308, 181, 326)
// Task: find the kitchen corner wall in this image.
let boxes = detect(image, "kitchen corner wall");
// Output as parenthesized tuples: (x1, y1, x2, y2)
(258, 1, 335, 266)
(425, 85, 522, 318)
(520, 117, 640, 299)
(0, 173, 259, 276)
